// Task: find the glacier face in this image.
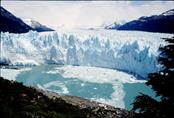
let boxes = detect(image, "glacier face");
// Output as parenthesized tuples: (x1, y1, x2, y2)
(0, 29, 172, 77)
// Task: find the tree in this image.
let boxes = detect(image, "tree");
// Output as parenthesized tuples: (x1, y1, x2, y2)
(132, 37, 174, 118)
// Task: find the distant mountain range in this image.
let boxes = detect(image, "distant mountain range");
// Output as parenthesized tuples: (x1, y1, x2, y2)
(0, 7, 54, 33)
(117, 9, 174, 33)
(104, 22, 122, 30)
(22, 18, 54, 32)
(1, 6, 173, 34)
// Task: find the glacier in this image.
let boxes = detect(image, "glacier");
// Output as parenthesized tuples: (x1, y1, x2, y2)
(0, 29, 172, 78)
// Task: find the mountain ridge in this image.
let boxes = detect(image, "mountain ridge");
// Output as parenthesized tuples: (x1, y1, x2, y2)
(22, 18, 54, 32)
(0, 7, 54, 33)
(117, 9, 174, 33)
(0, 6, 34, 33)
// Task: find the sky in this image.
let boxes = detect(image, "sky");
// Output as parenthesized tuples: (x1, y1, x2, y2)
(2, 1, 174, 29)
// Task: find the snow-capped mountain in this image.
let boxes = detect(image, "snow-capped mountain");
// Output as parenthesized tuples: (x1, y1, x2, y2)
(117, 9, 174, 33)
(161, 9, 174, 16)
(22, 18, 54, 32)
(0, 7, 54, 33)
(0, 6, 33, 33)
(1, 30, 172, 78)
(105, 22, 122, 30)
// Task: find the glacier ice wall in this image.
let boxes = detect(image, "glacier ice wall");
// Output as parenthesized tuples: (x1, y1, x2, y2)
(0, 30, 172, 77)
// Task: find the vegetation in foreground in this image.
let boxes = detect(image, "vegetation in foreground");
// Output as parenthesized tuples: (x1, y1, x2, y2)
(0, 77, 92, 118)
(133, 37, 174, 118)
(0, 76, 135, 118)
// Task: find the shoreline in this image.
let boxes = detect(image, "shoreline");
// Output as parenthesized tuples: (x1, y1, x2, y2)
(0, 77, 136, 117)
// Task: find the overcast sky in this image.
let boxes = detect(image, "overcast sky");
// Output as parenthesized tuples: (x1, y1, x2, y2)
(2, 1, 174, 29)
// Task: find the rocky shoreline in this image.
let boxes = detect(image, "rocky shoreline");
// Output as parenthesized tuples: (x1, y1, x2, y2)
(0, 76, 136, 118)
(37, 89, 136, 118)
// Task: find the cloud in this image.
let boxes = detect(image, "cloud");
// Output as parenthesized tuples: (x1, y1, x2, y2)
(1, 1, 174, 29)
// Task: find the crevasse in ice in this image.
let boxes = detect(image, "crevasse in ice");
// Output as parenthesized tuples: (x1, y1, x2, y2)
(0, 30, 172, 77)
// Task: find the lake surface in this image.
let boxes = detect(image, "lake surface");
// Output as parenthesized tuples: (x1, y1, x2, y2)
(1, 65, 155, 110)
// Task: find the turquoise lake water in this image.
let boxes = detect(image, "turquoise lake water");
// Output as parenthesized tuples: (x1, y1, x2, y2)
(14, 65, 155, 110)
